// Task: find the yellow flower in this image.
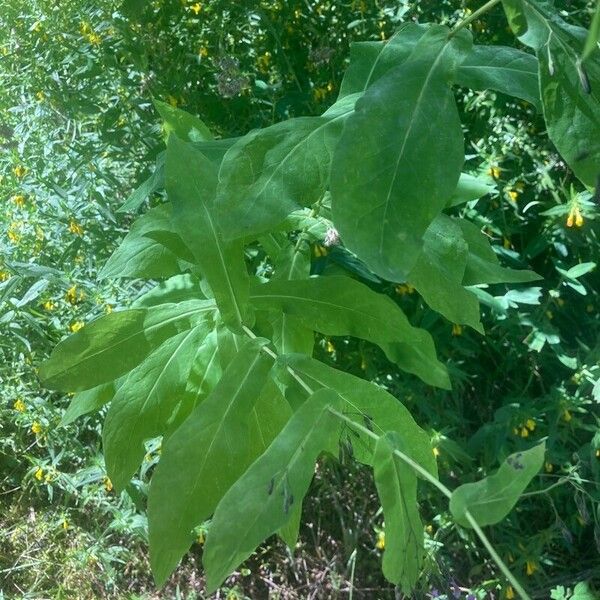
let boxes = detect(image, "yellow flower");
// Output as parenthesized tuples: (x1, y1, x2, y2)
(65, 285, 85, 304)
(36, 91, 45, 102)
(13, 165, 27, 178)
(432, 446, 440, 457)
(105, 303, 113, 314)
(31, 421, 42, 434)
(34, 467, 44, 481)
(562, 409, 572, 422)
(567, 204, 583, 228)
(0, 270, 10, 282)
(488, 165, 501, 179)
(375, 530, 385, 550)
(325, 340, 335, 354)
(505, 586, 515, 599)
(70, 321, 85, 333)
(525, 418, 536, 431)
(62, 519, 69, 530)
(425, 524, 433, 535)
(13, 398, 26, 412)
(7, 222, 21, 244)
(452, 323, 463, 336)
(503, 237, 512, 249)
(313, 86, 329, 102)
(545, 462, 554, 473)
(196, 531, 206, 545)
(12, 194, 26, 207)
(68, 220, 84, 236)
(395, 283, 415, 296)
(507, 189, 519, 202)
(520, 426, 529, 438)
(525, 560, 538, 576)
(167, 94, 178, 107)
(189, 2, 202, 14)
(198, 45, 209, 58)
(87, 32, 102, 45)
(313, 244, 328, 257)
(104, 477, 113, 492)
(80, 21, 91, 34)
(595, 449, 600, 459)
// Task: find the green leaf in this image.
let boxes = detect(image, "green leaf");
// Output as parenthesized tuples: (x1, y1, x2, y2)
(250, 275, 449, 389)
(61, 382, 116, 426)
(331, 26, 472, 281)
(449, 442, 545, 528)
(446, 172, 497, 208)
(565, 261, 596, 279)
(582, 0, 600, 62)
(338, 23, 429, 98)
(373, 433, 423, 591)
(166, 135, 252, 332)
(103, 321, 214, 491)
(132, 274, 205, 308)
(202, 389, 344, 593)
(503, 0, 600, 188)
(457, 219, 540, 285)
(154, 99, 213, 142)
(216, 113, 350, 239)
(456, 45, 541, 109)
(278, 354, 436, 476)
(39, 299, 216, 392)
(99, 204, 192, 280)
(407, 216, 483, 333)
(147, 338, 277, 585)
(117, 152, 165, 213)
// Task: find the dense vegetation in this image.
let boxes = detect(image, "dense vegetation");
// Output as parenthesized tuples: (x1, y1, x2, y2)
(1, 1, 599, 598)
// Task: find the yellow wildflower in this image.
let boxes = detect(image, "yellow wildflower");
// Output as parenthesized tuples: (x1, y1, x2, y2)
(70, 321, 85, 333)
(0, 270, 10, 282)
(525, 418, 536, 431)
(562, 409, 572, 422)
(68, 220, 84, 236)
(80, 21, 91, 34)
(167, 94, 178, 107)
(520, 426, 529, 438)
(505, 586, 515, 599)
(432, 446, 440, 457)
(488, 165, 501, 179)
(512, 427, 519, 436)
(7, 223, 21, 244)
(313, 244, 328, 257)
(525, 560, 538, 576)
(13, 165, 27, 178)
(87, 32, 102, 45)
(545, 462, 554, 473)
(313, 86, 329, 102)
(31, 421, 42, 434)
(199, 45, 209, 58)
(105, 303, 113, 314)
(503, 237, 512, 249)
(34, 467, 44, 481)
(567, 204, 583, 228)
(62, 519, 69, 530)
(507, 189, 519, 202)
(425, 524, 433, 535)
(595, 449, 600, 459)
(375, 530, 385, 550)
(12, 194, 26, 207)
(32, 21, 42, 32)
(189, 2, 202, 14)
(196, 530, 206, 544)
(13, 398, 26, 412)
(65, 285, 85, 304)
(452, 323, 463, 336)
(325, 340, 335, 354)
(395, 283, 415, 296)
(36, 91, 45, 102)
(104, 477, 113, 492)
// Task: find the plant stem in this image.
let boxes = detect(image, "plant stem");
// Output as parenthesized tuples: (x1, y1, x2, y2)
(448, 0, 502, 38)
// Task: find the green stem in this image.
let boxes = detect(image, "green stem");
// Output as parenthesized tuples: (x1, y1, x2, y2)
(449, 0, 502, 37)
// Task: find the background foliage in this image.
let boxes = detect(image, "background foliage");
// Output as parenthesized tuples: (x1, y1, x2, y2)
(1, 0, 599, 598)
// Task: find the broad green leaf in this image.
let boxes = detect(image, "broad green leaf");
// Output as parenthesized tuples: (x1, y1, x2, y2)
(132, 274, 205, 308)
(456, 45, 541, 109)
(154, 99, 213, 142)
(190, 137, 241, 165)
(103, 321, 214, 491)
(117, 152, 165, 213)
(331, 26, 472, 281)
(148, 338, 275, 585)
(99, 204, 192, 280)
(166, 135, 252, 332)
(503, 0, 600, 187)
(565, 261, 596, 279)
(446, 173, 496, 208)
(373, 433, 423, 592)
(582, 0, 600, 62)
(39, 299, 216, 392)
(216, 113, 349, 240)
(251, 275, 449, 389)
(407, 216, 483, 333)
(61, 382, 116, 426)
(450, 442, 545, 528)
(457, 219, 540, 285)
(278, 354, 436, 476)
(202, 389, 344, 592)
(338, 23, 429, 98)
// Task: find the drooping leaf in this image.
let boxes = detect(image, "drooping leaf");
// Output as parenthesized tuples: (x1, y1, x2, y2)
(39, 299, 216, 392)
(99, 204, 192, 280)
(166, 135, 252, 332)
(450, 442, 545, 528)
(154, 99, 213, 142)
(250, 275, 449, 389)
(502, 0, 600, 188)
(132, 274, 205, 308)
(331, 26, 472, 281)
(407, 216, 483, 332)
(117, 152, 165, 213)
(278, 354, 436, 476)
(202, 389, 344, 593)
(457, 219, 540, 285)
(373, 433, 423, 591)
(456, 45, 541, 109)
(338, 23, 429, 98)
(446, 172, 496, 208)
(61, 382, 116, 426)
(148, 338, 276, 585)
(216, 113, 349, 240)
(103, 320, 214, 491)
